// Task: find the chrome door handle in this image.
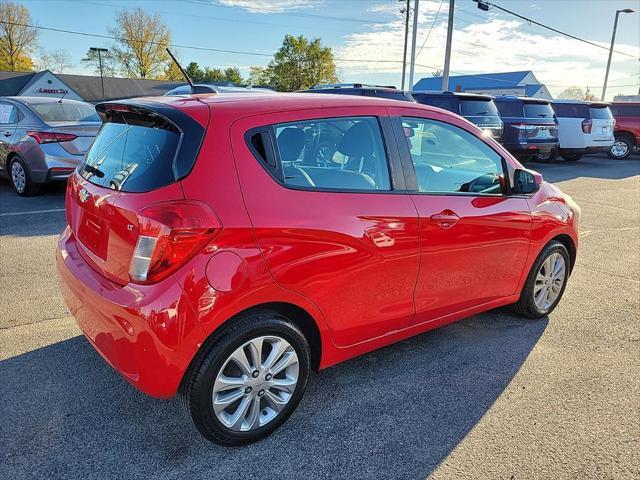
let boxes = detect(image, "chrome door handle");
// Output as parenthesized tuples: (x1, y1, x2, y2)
(430, 211, 460, 229)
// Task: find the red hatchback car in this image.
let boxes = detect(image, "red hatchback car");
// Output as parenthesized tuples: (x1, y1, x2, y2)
(56, 93, 579, 445)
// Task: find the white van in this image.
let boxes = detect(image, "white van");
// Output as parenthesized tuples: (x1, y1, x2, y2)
(538, 100, 615, 162)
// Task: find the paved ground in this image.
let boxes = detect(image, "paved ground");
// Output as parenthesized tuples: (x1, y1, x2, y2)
(1, 154, 638, 480)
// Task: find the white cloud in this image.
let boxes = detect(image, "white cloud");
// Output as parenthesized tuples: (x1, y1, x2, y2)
(216, 0, 323, 14)
(336, 4, 639, 97)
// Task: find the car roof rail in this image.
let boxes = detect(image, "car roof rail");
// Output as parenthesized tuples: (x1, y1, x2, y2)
(311, 83, 398, 90)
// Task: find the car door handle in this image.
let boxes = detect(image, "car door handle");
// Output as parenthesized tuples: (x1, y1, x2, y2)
(2, 131, 11, 137)
(430, 211, 460, 229)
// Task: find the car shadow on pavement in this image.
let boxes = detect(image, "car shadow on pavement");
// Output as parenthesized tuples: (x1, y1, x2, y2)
(527, 154, 640, 184)
(1, 310, 547, 480)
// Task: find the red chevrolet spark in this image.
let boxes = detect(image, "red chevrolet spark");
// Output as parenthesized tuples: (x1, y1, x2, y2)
(56, 93, 579, 445)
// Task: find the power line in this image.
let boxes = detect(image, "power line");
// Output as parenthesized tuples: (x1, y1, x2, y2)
(473, 0, 639, 60)
(416, 0, 444, 58)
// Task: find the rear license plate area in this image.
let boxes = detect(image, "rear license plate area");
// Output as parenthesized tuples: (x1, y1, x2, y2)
(78, 212, 109, 259)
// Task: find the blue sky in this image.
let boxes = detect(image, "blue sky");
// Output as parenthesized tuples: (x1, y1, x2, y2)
(22, 0, 640, 99)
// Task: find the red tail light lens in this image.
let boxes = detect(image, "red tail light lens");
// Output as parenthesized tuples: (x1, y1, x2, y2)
(27, 131, 78, 144)
(581, 119, 592, 134)
(129, 201, 222, 284)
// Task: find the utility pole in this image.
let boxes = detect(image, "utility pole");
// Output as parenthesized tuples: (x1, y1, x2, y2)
(407, 0, 419, 91)
(90, 47, 109, 101)
(601, 8, 634, 101)
(442, 0, 455, 91)
(400, 0, 410, 90)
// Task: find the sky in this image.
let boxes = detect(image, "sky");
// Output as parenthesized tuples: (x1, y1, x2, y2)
(20, 0, 640, 100)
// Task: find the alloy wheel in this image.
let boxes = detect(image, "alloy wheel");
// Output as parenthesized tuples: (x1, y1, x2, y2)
(610, 140, 629, 158)
(212, 335, 299, 432)
(533, 252, 566, 312)
(11, 161, 26, 193)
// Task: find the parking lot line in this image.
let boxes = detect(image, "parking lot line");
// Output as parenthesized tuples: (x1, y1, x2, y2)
(0, 208, 66, 217)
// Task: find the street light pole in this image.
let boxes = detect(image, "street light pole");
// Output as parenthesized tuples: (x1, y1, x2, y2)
(601, 8, 634, 101)
(90, 47, 109, 101)
(401, 0, 410, 90)
(442, 0, 455, 91)
(407, 0, 419, 90)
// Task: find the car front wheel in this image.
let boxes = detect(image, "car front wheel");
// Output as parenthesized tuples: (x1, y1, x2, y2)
(512, 241, 570, 319)
(536, 148, 558, 163)
(179, 311, 310, 446)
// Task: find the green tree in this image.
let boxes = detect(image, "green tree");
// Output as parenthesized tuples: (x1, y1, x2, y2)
(223, 67, 243, 85)
(185, 61, 204, 82)
(256, 34, 338, 91)
(0, 1, 37, 71)
(248, 66, 271, 86)
(81, 48, 116, 76)
(109, 8, 171, 79)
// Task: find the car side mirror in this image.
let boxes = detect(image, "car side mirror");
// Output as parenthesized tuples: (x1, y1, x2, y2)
(512, 168, 543, 194)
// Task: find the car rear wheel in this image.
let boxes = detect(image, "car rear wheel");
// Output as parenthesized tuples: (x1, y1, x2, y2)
(536, 148, 557, 163)
(608, 136, 633, 159)
(179, 311, 310, 446)
(9, 157, 40, 196)
(512, 241, 570, 319)
(561, 152, 583, 162)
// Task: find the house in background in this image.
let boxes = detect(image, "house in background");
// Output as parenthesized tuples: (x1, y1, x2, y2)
(0, 70, 221, 102)
(413, 70, 553, 99)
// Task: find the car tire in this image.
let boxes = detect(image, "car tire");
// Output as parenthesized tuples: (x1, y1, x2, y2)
(179, 310, 311, 446)
(608, 135, 633, 160)
(9, 157, 40, 196)
(512, 241, 570, 319)
(561, 152, 583, 162)
(536, 148, 558, 163)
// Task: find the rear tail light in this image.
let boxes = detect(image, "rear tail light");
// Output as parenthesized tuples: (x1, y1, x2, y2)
(27, 131, 78, 144)
(129, 201, 222, 284)
(581, 119, 592, 134)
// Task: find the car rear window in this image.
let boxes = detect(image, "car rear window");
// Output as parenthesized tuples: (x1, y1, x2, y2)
(589, 106, 613, 119)
(31, 103, 100, 122)
(412, 94, 459, 113)
(523, 103, 554, 118)
(495, 101, 523, 117)
(459, 99, 499, 116)
(610, 104, 640, 117)
(552, 103, 589, 118)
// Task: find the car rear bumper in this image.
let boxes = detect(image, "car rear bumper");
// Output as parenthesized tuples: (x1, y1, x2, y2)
(56, 226, 203, 398)
(560, 146, 611, 154)
(506, 142, 558, 155)
(23, 143, 85, 183)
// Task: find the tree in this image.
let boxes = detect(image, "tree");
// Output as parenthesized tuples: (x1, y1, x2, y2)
(181, 61, 244, 84)
(558, 86, 586, 100)
(253, 34, 338, 91)
(185, 61, 204, 82)
(432, 69, 443, 77)
(248, 66, 270, 86)
(37, 49, 73, 74)
(81, 48, 116, 77)
(224, 67, 243, 85)
(0, 2, 38, 71)
(109, 8, 171, 79)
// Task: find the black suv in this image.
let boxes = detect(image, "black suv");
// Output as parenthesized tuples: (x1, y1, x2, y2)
(412, 91, 503, 142)
(493, 96, 559, 161)
(302, 83, 415, 102)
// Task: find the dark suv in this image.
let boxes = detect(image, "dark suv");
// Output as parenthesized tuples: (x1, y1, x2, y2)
(411, 91, 503, 142)
(494, 96, 559, 161)
(303, 83, 414, 102)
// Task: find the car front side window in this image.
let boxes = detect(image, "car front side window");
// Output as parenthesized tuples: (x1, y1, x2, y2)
(401, 117, 505, 195)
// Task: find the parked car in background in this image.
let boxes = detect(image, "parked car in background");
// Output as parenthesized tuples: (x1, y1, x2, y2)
(164, 84, 275, 96)
(608, 102, 640, 159)
(0, 97, 101, 196)
(303, 83, 415, 102)
(57, 93, 579, 446)
(493, 96, 558, 162)
(538, 100, 614, 162)
(412, 91, 503, 142)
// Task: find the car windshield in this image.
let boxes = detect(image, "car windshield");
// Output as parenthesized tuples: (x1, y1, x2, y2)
(31, 102, 101, 123)
(460, 99, 499, 116)
(524, 103, 554, 118)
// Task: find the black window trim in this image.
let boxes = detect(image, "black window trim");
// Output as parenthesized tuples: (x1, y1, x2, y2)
(244, 114, 408, 195)
(390, 114, 518, 198)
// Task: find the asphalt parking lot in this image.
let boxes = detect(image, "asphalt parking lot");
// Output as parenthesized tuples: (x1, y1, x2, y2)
(1, 153, 638, 480)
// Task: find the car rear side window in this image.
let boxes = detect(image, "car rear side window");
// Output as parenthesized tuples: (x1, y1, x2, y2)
(552, 103, 589, 118)
(589, 106, 613, 119)
(272, 116, 391, 191)
(401, 117, 504, 195)
(495, 101, 523, 117)
(523, 103, 554, 118)
(413, 95, 459, 113)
